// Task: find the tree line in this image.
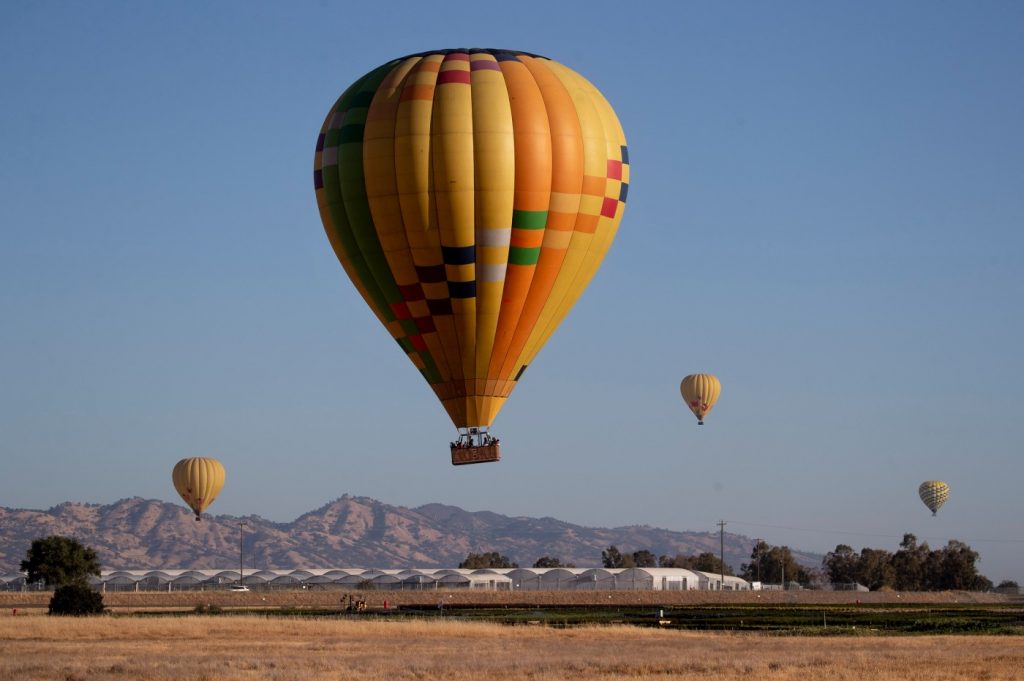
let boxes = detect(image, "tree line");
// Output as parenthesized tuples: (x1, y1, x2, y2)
(458, 547, 737, 573)
(460, 534, 1004, 594)
(823, 533, 994, 591)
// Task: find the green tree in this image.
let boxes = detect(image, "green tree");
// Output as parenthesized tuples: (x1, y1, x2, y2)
(741, 545, 809, 586)
(997, 580, 1019, 590)
(823, 540, 856, 585)
(601, 545, 625, 568)
(666, 552, 734, 575)
(533, 556, 575, 568)
(933, 540, 985, 590)
(972, 574, 994, 592)
(459, 551, 518, 569)
(890, 533, 929, 591)
(692, 552, 734, 576)
(21, 536, 101, 588)
(662, 554, 688, 568)
(823, 544, 859, 585)
(855, 548, 895, 591)
(739, 540, 771, 582)
(631, 550, 657, 568)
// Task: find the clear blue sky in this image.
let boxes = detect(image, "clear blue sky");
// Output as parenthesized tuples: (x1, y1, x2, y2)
(2, 1, 1022, 582)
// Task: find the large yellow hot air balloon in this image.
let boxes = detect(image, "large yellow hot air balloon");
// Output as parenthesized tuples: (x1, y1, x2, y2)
(918, 480, 950, 516)
(680, 374, 721, 425)
(314, 49, 628, 464)
(172, 457, 225, 521)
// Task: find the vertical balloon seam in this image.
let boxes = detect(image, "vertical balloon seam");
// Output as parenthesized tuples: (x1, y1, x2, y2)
(518, 61, 611, 369)
(401, 51, 468, 426)
(365, 55, 446, 385)
(510, 63, 599, 376)
(516, 61, 619, 372)
(317, 67, 397, 326)
(366, 55, 438, 378)
(394, 53, 466, 416)
(420, 53, 470, 426)
(214, 461, 224, 506)
(184, 459, 195, 510)
(199, 460, 208, 511)
(538, 74, 626, 367)
(433, 51, 470, 420)
(481, 54, 549, 407)
(433, 51, 477, 424)
(197, 459, 206, 510)
(469, 50, 516, 426)
(336, 62, 443, 384)
(337, 65, 423, 358)
(526, 64, 626, 366)
(196, 460, 205, 510)
(206, 461, 213, 508)
(491, 55, 583, 387)
(475, 50, 540, 419)
(388, 55, 456, 386)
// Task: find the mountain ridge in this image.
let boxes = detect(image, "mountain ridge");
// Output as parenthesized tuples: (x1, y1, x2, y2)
(0, 495, 822, 573)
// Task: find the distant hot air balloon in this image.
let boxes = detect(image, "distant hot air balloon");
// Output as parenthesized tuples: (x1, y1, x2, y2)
(680, 374, 721, 425)
(918, 480, 950, 516)
(314, 49, 629, 464)
(172, 457, 225, 521)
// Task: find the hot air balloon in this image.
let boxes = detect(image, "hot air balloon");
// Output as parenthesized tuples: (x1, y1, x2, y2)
(680, 374, 721, 425)
(172, 457, 225, 521)
(314, 49, 628, 465)
(918, 480, 950, 516)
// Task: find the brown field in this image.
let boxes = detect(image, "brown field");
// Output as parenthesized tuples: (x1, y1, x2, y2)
(0, 588, 1008, 614)
(1, 615, 1022, 680)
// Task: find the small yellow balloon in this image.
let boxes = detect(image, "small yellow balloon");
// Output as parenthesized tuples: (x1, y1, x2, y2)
(680, 374, 721, 425)
(172, 457, 225, 521)
(918, 480, 950, 516)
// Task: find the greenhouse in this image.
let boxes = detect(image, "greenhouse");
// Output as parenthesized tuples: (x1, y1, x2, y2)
(2, 568, 749, 592)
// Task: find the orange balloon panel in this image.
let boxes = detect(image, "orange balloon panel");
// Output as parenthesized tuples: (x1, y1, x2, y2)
(314, 50, 628, 429)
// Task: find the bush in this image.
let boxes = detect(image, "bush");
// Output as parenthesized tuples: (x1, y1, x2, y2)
(48, 583, 105, 616)
(192, 603, 223, 614)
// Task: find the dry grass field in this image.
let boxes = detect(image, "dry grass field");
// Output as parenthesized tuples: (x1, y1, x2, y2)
(0, 588, 1008, 613)
(1, 615, 1022, 680)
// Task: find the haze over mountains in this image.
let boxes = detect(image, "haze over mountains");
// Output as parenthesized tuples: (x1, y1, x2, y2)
(0, 495, 821, 573)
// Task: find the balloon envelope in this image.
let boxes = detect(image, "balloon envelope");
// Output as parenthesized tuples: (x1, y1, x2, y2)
(172, 457, 225, 520)
(314, 49, 628, 434)
(918, 480, 949, 516)
(680, 374, 721, 424)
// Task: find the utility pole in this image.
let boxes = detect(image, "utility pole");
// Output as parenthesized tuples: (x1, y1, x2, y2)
(717, 520, 726, 590)
(239, 521, 247, 588)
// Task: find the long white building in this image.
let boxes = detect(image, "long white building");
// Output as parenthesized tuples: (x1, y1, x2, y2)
(3, 567, 750, 592)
